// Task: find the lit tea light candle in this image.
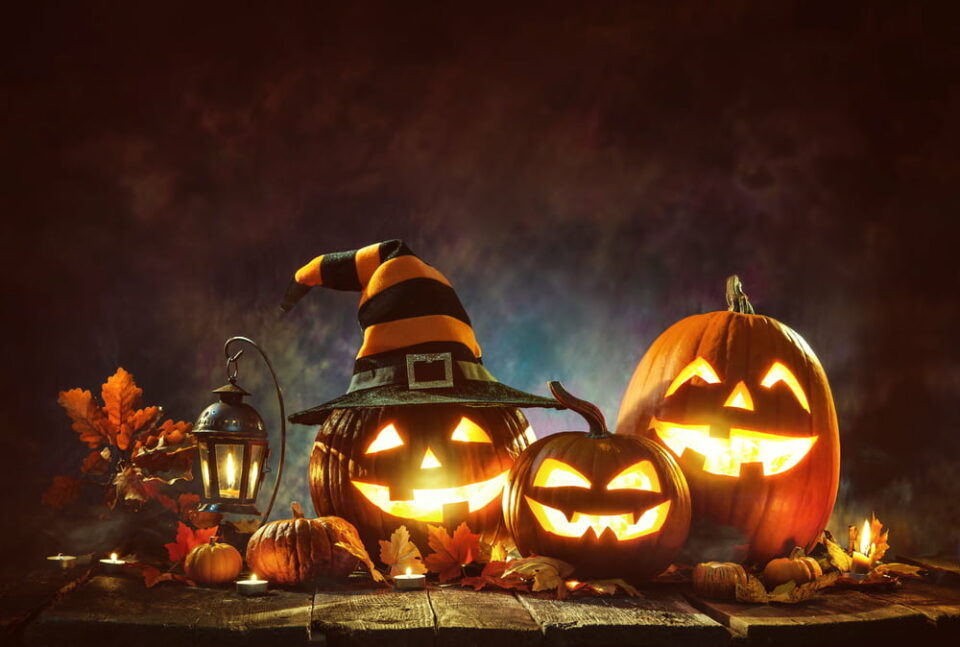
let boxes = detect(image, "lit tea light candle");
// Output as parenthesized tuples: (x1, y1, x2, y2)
(394, 567, 426, 591)
(99, 552, 126, 576)
(47, 553, 77, 570)
(851, 519, 874, 573)
(237, 573, 268, 596)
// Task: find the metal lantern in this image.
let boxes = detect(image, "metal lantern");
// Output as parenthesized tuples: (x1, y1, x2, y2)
(193, 336, 286, 521)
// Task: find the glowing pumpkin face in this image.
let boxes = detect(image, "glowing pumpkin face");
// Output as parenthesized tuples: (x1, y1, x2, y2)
(617, 281, 840, 565)
(310, 404, 532, 556)
(504, 383, 691, 581)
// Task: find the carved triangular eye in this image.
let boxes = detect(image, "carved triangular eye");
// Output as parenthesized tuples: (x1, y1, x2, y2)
(665, 357, 721, 397)
(450, 417, 492, 443)
(760, 362, 810, 413)
(533, 458, 591, 488)
(723, 381, 755, 410)
(365, 423, 404, 454)
(606, 461, 661, 492)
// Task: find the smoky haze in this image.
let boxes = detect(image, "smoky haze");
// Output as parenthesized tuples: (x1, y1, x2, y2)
(2, 1, 958, 562)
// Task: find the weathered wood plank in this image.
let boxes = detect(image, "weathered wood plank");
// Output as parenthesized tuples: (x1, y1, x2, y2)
(860, 578, 960, 635)
(517, 590, 729, 647)
(898, 555, 960, 579)
(0, 563, 94, 639)
(690, 589, 931, 645)
(312, 586, 434, 647)
(193, 584, 314, 646)
(429, 586, 540, 647)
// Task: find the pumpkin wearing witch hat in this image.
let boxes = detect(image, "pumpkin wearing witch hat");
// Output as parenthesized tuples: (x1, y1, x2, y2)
(281, 240, 560, 555)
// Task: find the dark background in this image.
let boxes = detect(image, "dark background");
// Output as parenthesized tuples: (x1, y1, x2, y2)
(2, 1, 958, 564)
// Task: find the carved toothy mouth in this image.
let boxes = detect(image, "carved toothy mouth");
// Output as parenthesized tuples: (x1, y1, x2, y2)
(650, 418, 817, 477)
(351, 471, 508, 523)
(524, 496, 671, 541)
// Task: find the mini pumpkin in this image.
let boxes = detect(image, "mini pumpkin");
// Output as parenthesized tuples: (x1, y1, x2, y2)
(245, 502, 360, 586)
(763, 547, 822, 588)
(692, 562, 749, 599)
(184, 537, 242, 585)
(617, 276, 840, 565)
(503, 382, 691, 581)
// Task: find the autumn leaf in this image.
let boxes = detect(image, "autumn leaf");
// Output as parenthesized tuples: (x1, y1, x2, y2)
(584, 579, 641, 597)
(134, 563, 196, 588)
(736, 571, 838, 603)
(176, 493, 222, 531)
(380, 526, 427, 576)
(164, 521, 219, 562)
(873, 562, 926, 580)
(58, 388, 110, 448)
(227, 518, 261, 534)
(425, 523, 481, 582)
(41, 475, 83, 509)
(869, 513, 890, 562)
(328, 517, 385, 583)
(112, 466, 150, 507)
(132, 433, 195, 484)
(101, 368, 143, 450)
(80, 450, 110, 475)
(816, 530, 853, 573)
(504, 555, 574, 593)
(461, 560, 529, 592)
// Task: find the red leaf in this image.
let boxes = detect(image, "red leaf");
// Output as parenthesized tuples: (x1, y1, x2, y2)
(134, 563, 196, 588)
(425, 523, 480, 582)
(80, 450, 110, 475)
(164, 522, 219, 562)
(41, 476, 83, 509)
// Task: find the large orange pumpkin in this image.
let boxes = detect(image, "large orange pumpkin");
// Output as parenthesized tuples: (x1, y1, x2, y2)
(310, 404, 532, 558)
(616, 276, 839, 565)
(504, 382, 690, 581)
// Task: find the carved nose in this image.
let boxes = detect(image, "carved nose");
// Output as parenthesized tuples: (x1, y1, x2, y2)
(723, 381, 754, 411)
(420, 447, 442, 469)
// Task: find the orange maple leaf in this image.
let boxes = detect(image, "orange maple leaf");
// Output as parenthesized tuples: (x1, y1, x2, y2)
(58, 388, 110, 448)
(869, 513, 890, 562)
(425, 523, 480, 582)
(164, 522, 218, 562)
(101, 368, 143, 450)
(379, 525, 427, 576)
(460, 560, 529, 592)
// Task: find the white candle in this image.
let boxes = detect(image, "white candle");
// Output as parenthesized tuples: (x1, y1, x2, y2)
(237, 573, 268, 596)
(47, 553, 77, 570)
(394, 567, 426, 591)
(99, 552, 126, 576)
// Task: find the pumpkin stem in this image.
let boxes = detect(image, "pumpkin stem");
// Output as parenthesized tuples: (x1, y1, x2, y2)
(726, 275, 755, 314)
(548, 381, 611, 438)
(788, 546, 807, 560)
(208, 537, 218, 546)
(291, 501, 305, 519)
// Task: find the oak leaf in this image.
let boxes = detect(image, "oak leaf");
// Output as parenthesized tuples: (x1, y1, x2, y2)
(101, 368, 143, 450)
(329, 518, 385, 583)
(41, 476, 84, 509)
(425, 523, 480, 582)
(80, 450, 110, 475)
(504, 555, 574, 594)
(460, 560, 529, 592)
(380, 525, 427, 576)
(58, 389, 109, 448)
(164, 522, 219, 562)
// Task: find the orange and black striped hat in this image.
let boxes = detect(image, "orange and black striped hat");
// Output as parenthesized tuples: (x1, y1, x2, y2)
(281, 240, 559, 424)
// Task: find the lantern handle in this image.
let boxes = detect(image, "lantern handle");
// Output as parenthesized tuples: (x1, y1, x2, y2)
(223, 336, 286, 525)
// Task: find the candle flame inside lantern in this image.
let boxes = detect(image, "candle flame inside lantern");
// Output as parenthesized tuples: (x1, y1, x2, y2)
(110, 552, 118, 561)
(225, 452, 237, 489)
(859, 519, 871, 556)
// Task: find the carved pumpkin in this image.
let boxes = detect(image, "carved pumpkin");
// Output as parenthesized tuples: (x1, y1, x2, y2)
(763, 547, 822, 588)
(617, 276, 840, 565)
(503, 382, 690, 581)
(184, 537, 242, 585)
(310, 404, 533, 557)
(245, 502, 360, 586)
(692, 561, 749, 599)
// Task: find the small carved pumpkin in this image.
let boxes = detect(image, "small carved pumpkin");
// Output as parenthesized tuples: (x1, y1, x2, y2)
(692, 561, 749, 599)
(762, 547, 822, 588)
(245, 502, 360, 586)
(184, 537, 242, 585)
(503, 382, 691, 581)
(617, 276, 840, 564)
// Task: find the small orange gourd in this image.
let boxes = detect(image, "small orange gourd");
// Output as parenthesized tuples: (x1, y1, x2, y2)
(184, 537, 242, 585)
(762, 547, 822, 588)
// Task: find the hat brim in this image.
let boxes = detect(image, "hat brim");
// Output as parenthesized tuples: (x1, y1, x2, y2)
(289, 381, 561, 425)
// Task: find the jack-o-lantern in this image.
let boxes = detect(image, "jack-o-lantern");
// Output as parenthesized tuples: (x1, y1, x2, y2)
(282, 240, 559, 555)
(616, 276, 840, 565)
(504, 382, 691, 581)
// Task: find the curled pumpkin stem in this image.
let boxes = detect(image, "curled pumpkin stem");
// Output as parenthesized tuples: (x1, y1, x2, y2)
(547, 381, 610, 438)
(726, 275, 756, 314)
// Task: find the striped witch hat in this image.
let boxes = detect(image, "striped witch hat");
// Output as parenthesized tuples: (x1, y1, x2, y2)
(281, 240, 559, 424)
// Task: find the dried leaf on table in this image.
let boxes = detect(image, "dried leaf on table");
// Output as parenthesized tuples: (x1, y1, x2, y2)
(41, 475, 84, 509)
(477, 540, 509, 564)
(815, 530, 853, 573)
(379, 525, 427, 576)
(566, 578, 642, 597)
(330, 518, 385, 583)
(737, 571, 838, 603)
(58, 388, 110, 448)
(164, 521, 219, 562)
(460, 560, 529, 591)
(504, 555, 574, 593)
(228, 518, 261, 534)
(873, 562, 926, 579)
(735, 574, 771, 603)
(101, 368, 143, 450)
(425, 522, 480, 582)
(134, 563, 196, 588)
(868, 513, 890, 562)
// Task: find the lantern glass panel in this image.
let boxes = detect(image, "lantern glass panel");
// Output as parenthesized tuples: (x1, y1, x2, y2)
(199, 443, 212, 499)
(247, 445, 265, 498)
(215, 443, 244, 499)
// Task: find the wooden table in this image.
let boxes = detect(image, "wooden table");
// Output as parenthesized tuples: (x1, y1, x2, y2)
(5, 558, 959, 647)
